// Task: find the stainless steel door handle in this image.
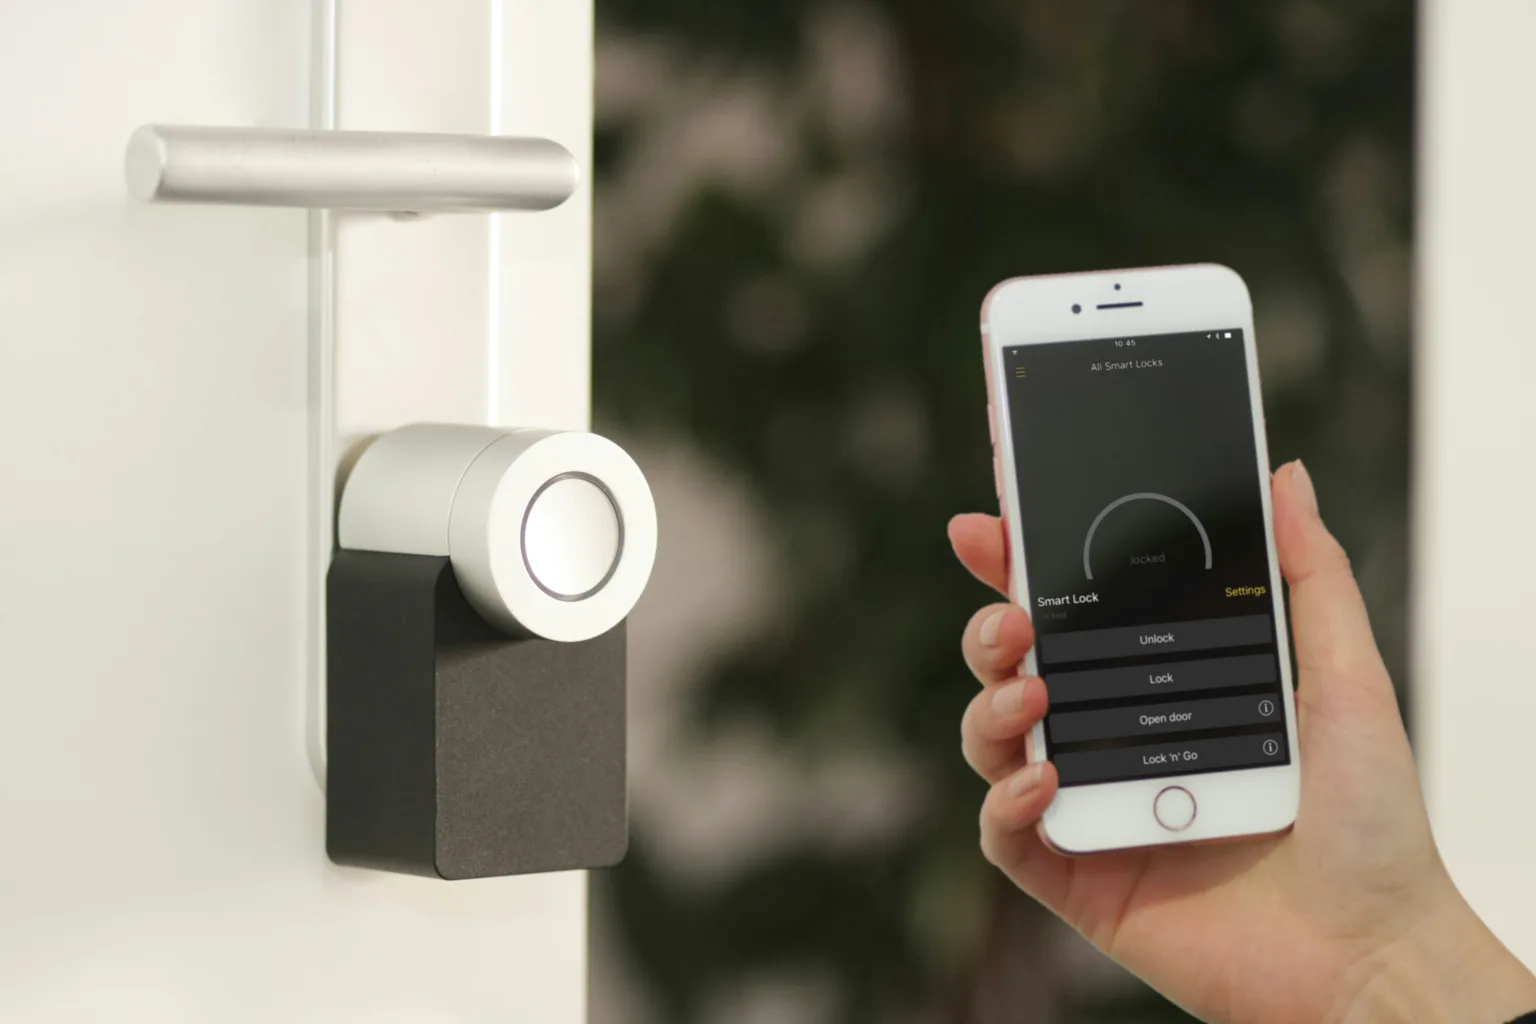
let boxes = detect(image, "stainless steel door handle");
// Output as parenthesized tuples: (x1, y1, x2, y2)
(125, 125, 579, 213)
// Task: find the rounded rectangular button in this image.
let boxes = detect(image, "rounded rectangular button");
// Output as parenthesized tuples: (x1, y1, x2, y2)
(1054, 731, 1288, 787)
(1046, 653, 1277, 706)
(1036, 614, 1273, 666)
(1048, 692, 1283, 745)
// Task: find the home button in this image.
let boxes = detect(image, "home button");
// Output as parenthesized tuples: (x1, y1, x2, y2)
(1153, 786, 1196, 832)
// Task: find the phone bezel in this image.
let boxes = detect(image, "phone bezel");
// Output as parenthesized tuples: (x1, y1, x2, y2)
(981, 263, 1300, 855)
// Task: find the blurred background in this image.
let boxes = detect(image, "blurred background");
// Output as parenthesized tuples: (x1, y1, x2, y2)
(587, 2, 1413, 1021)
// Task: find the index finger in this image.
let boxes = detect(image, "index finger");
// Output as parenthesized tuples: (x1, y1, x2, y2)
(949, 513, 1009, 595)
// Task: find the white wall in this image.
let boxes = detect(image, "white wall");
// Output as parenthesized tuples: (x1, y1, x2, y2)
(0, 1, 592, 1019)
(1415, 0, 1536, 967)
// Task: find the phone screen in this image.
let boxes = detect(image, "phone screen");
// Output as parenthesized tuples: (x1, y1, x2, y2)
(1002, 329, 1289, 787)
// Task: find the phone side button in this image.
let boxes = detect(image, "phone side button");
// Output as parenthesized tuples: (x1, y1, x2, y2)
(1153, 786, 1196, 832)
(987, 405, 996, 446)
(992, 455, 1003, 500)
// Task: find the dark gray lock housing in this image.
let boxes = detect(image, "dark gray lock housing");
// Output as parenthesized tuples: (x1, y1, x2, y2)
(326, 551, 627, 878)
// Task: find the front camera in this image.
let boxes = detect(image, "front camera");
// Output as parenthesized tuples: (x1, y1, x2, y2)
(1071, 304, 1082, 314)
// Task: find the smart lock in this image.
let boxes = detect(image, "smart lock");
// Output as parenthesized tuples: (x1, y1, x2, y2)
(123, 127, 643, 880)
(326, 425, 656, 879)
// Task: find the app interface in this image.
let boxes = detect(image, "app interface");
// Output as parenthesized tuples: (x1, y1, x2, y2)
(1002, 329, 1288, 786)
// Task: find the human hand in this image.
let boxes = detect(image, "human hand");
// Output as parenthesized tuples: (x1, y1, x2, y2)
(951, 461, 1536, 1024)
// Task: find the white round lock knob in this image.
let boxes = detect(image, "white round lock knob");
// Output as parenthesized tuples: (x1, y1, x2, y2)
(521, 474, 623, 600)
(338, 424, 657, 642)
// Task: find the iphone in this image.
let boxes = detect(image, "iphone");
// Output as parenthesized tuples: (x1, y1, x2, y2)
(980, 264, 1299, 854)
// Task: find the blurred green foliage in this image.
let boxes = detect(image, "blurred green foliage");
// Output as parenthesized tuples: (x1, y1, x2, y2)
(592, 1, 1413, 1020)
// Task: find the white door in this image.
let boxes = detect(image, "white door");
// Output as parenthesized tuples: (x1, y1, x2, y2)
(0, 1, 595, 1020)
(1416, 0, 1536, 969)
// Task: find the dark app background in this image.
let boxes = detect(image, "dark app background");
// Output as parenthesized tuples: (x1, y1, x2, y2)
(1001, 329, 1289, 786)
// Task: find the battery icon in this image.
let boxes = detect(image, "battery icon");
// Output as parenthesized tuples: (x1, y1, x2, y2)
(1224, 332, 1232, 338)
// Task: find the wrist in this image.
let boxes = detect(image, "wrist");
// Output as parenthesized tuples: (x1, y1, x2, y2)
(1339, 880, 1536, 1024)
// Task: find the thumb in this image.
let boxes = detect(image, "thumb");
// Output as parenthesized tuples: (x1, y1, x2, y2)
(1272, 461, 1389, 690)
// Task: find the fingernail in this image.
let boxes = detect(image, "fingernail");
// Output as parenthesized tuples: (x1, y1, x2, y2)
(1009, 762, 1044, 798)
(978, 610, 1006, 647)
(992, 679, 1026, 716)
(1292, 461, 1319, 517)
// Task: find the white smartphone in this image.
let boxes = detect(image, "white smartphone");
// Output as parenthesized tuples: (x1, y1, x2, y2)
(980, 264, 1299, 854)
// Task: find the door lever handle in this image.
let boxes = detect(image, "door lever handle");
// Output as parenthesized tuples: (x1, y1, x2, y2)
(125, 125, 579, 213)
